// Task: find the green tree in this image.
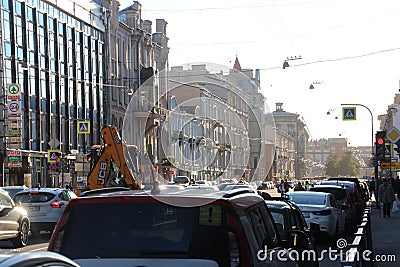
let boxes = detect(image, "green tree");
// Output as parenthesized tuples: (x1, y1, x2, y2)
(325, 151, 361, 177)
(326, 154, 340, 176)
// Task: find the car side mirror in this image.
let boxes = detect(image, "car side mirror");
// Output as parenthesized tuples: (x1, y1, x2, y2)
(288, 230, 309, 249)
(14, 201, 22, 207)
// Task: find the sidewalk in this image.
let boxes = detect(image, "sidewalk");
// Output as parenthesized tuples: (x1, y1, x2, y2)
(370, 199, 400, 267)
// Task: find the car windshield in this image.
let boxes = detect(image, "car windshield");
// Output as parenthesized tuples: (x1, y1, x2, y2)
(59, 202, 232, 261)
(310, 188, 347, 201)
(14, 192, 56, 203)
(288, 194, 326, 205)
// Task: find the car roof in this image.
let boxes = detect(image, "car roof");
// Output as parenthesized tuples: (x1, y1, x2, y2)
(327, 177, 360, 183)
(286, 191, 330, 197)
(15, 188, 66, 194)
(67, 189, 264, 216)
(320, 180, 355, 186)
(310, 185, 347, 190)
(79, 187, 132, 197)
(0, 185, 29, 189)
(265, 200, 293, 210)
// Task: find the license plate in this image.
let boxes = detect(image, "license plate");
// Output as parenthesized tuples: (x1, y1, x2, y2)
(26, 206, 39, 212)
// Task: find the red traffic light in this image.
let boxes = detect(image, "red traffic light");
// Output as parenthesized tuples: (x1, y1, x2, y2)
(55, 157, 61, 163)
(377, 137, 384, 145)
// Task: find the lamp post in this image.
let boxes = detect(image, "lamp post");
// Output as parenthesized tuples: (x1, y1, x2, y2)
(341, 103, 374, 155)
(341, 103, 378, 206)
(282, 56, 302, 69)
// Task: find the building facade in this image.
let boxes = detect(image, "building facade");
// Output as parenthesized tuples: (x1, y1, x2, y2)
(272, 103, 310, 180)
(0, 0, 106, 187)
(0, 0, 169, 188)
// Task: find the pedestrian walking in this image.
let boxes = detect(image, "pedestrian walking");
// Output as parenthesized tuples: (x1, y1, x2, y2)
(369, 177, 376, 200)
(283, 178, 291, 193)
(378, 178, 396, 218)
(277, 179, 285, 196)
(304, 181, 310, 190)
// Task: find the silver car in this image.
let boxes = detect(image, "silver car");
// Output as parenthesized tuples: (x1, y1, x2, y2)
(309, 184, 358, 232)
(14, 188, 77, 235)
(285, 191, 346, 240)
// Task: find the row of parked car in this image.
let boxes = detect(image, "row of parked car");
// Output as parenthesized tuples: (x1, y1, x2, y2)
(0, 185, 77, 248)
(281, 176, 369, 240)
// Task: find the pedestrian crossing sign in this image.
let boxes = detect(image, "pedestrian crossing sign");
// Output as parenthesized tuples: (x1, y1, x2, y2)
(342, 107, 356, 121)
(78, 121, 90, 134)
(48, 150, 61, 163)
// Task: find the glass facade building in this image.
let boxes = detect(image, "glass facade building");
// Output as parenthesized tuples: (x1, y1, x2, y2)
(0, 0, 105, 187)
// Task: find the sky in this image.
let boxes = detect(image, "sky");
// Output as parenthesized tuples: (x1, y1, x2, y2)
(119, 0, 400, 148)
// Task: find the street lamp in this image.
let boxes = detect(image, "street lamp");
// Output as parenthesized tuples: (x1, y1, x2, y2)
(341, 103, 378, 207)
(282, 56, 302, 69)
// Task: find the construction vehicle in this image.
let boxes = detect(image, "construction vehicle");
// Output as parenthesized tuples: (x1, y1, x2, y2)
(76, 126, 141, 196)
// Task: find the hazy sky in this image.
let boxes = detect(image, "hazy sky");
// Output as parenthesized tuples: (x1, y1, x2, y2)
(119, 0, 400, 147)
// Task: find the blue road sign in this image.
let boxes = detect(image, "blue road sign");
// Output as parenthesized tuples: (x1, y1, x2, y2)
(48, 150, 61, 163)
(78, 121, 90, 134)
(342, 107, 356, 121)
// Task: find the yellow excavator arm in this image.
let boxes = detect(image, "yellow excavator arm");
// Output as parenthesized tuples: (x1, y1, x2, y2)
(77, 126, 140, 196)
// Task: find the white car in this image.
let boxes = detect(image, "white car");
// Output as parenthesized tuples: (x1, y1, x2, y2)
(14, 187, 77, 235)
(285, 191, 346, 239)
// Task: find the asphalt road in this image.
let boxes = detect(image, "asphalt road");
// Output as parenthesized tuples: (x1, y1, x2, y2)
(0, 231, 50, 252)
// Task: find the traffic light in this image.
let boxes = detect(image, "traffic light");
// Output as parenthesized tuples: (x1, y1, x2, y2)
(375, 131, 386, 161)
(62, 160, 69, 173)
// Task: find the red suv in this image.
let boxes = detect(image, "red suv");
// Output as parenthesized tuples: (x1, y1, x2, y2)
(48, 189, 300, 267)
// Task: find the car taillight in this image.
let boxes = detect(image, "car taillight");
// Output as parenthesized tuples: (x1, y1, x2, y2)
(50, 201, 62, 208)
(312, 209, 331, 215)
(29, 191, 39, 195)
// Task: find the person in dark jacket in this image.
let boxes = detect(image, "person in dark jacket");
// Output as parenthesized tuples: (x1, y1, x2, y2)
(379, 178, 396, 217)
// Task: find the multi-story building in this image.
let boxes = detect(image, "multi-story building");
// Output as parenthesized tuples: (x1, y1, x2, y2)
(272, 103, 310, 179)
(0, 0, 106, 187)
(166, 63, 251, 181)
(0, 0, 169, 188)
(105, 1, 169, 182)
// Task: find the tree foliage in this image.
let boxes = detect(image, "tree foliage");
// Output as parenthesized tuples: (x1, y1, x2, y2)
(325, 151, 360, 177)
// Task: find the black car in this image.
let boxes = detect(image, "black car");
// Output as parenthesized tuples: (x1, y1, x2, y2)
(261, 194, 319, 267)
(0, 190, 30, 248)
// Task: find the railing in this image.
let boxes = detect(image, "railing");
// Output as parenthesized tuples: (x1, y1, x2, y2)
(341, 206, 373, 267)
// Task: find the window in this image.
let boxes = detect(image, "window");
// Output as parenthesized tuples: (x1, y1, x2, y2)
(26, 6, 34, 21)
(0, 193, 12, 206)
(245, 203, 280, 249)
(271, 211, 286, 240)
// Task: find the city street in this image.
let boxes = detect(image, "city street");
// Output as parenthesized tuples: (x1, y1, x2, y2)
(0, 188, 396, 266)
